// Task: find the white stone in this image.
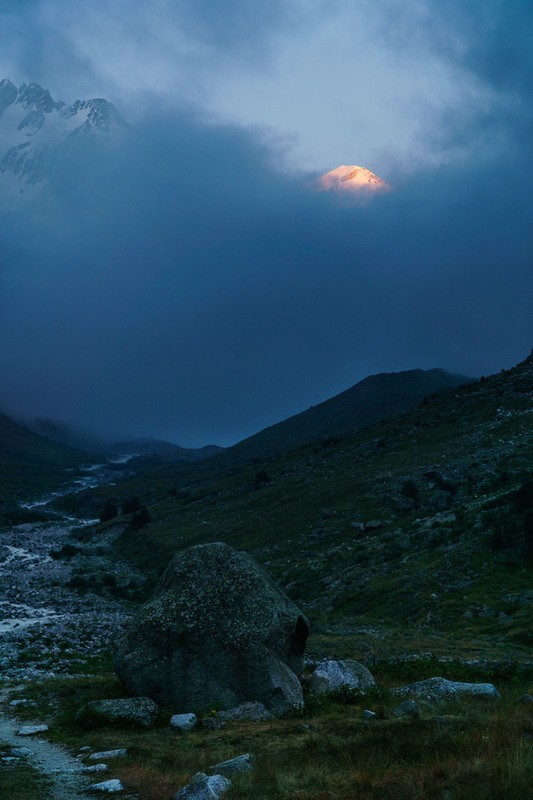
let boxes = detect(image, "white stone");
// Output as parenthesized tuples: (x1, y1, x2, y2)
(87, 778, 125, 793)
(175, 772, 231, 800)
(391, 677, 501, 703)
(170, 713, 197, 731)
(82, 764, 109, 773)
(16, 724, 49, 736)
(308, 659, 376, 695)
(88, 749, 127, 760)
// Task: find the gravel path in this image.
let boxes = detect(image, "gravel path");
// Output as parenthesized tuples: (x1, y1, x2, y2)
(0, 688, 90, 799)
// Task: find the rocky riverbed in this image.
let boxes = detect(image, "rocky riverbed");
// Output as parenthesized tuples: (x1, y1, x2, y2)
(0, 468, 138, 682)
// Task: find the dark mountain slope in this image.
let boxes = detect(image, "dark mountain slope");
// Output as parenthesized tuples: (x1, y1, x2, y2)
(225, 367, 471, 462)
(0, 411, 89, 502)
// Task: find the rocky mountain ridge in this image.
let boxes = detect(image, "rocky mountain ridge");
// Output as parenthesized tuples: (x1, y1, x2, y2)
(0, 79, 128, 208)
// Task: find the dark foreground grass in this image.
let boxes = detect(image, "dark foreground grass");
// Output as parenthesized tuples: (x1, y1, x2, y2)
(0, 744, 51, 799)
(4, 670, 533, 800)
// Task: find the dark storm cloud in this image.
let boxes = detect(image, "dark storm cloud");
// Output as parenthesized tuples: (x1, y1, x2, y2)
(1, 1, 532, 446)
(1, 100, 531, 446)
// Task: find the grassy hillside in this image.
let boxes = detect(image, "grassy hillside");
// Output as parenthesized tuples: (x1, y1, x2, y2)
(96, 352, 533, 664)
(0, 411, 89, 503)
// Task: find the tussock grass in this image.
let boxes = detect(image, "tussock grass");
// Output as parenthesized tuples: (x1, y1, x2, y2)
(5, 671, 533, 800)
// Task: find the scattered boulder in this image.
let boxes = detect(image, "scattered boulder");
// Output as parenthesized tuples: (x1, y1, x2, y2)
(362, 709, 377, 720)
(76, 697, 159, 728)
(175, 772, 230, 800)
(392, 699, 420, 718)
(170, 713, 197, 732)
(87, 778, 125, 794)
(391, 677, 501, 704)
(308, 659, 376, 695)
(16, 724, 49, 736)
(114, 542, 309, 715)
(209, 753, 254, 777)
(520, 693, 533, 703)
(364, 519, 383, 532)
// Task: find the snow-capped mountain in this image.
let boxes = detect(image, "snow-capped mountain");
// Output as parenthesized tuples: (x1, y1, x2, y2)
(315, 164, 391, 200)
(0, 79, 128, 209)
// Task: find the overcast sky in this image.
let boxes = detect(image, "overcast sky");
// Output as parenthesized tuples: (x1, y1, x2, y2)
(0, 1, 532, 446)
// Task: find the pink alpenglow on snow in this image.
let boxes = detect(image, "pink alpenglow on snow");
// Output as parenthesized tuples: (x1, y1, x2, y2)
(314, 164, 391, 202)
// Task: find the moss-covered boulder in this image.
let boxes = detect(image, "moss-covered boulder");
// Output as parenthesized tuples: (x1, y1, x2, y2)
(113, 542, 309, 715)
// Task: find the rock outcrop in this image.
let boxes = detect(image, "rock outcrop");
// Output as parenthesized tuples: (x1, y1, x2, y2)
(113, 542, 309, 715)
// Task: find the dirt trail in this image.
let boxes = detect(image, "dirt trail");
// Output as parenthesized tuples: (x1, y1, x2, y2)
(0, 689, 89, 799)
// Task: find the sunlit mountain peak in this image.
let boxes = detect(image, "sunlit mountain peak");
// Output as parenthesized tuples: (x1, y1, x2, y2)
(315, 164, 391, 200)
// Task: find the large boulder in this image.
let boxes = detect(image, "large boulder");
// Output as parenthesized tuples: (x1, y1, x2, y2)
(113, 542, 309, 715)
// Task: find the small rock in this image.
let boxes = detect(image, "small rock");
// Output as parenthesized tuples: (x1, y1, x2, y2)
(364, 519, 382, 531)
(87, 778, 125, 794)
(88, 749, 128, 761)
(10, 699, 37, 708)
(175, 772, 231, 800)
(82, 764, 109, 773)
(209, 754, 254, 777)
(362, 709, 376, 720)
(392, 699, 420, 718)
(79, 746, 92, 752)
(16, 724, 49, 736)
(202, 701, 272, 729)
(170, 713, 197, 731)
(10, 748, 32, 758)
(519, 694, 533, 703)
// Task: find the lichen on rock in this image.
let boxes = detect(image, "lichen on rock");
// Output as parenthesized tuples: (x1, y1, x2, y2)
(113, 542, 309, 714)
